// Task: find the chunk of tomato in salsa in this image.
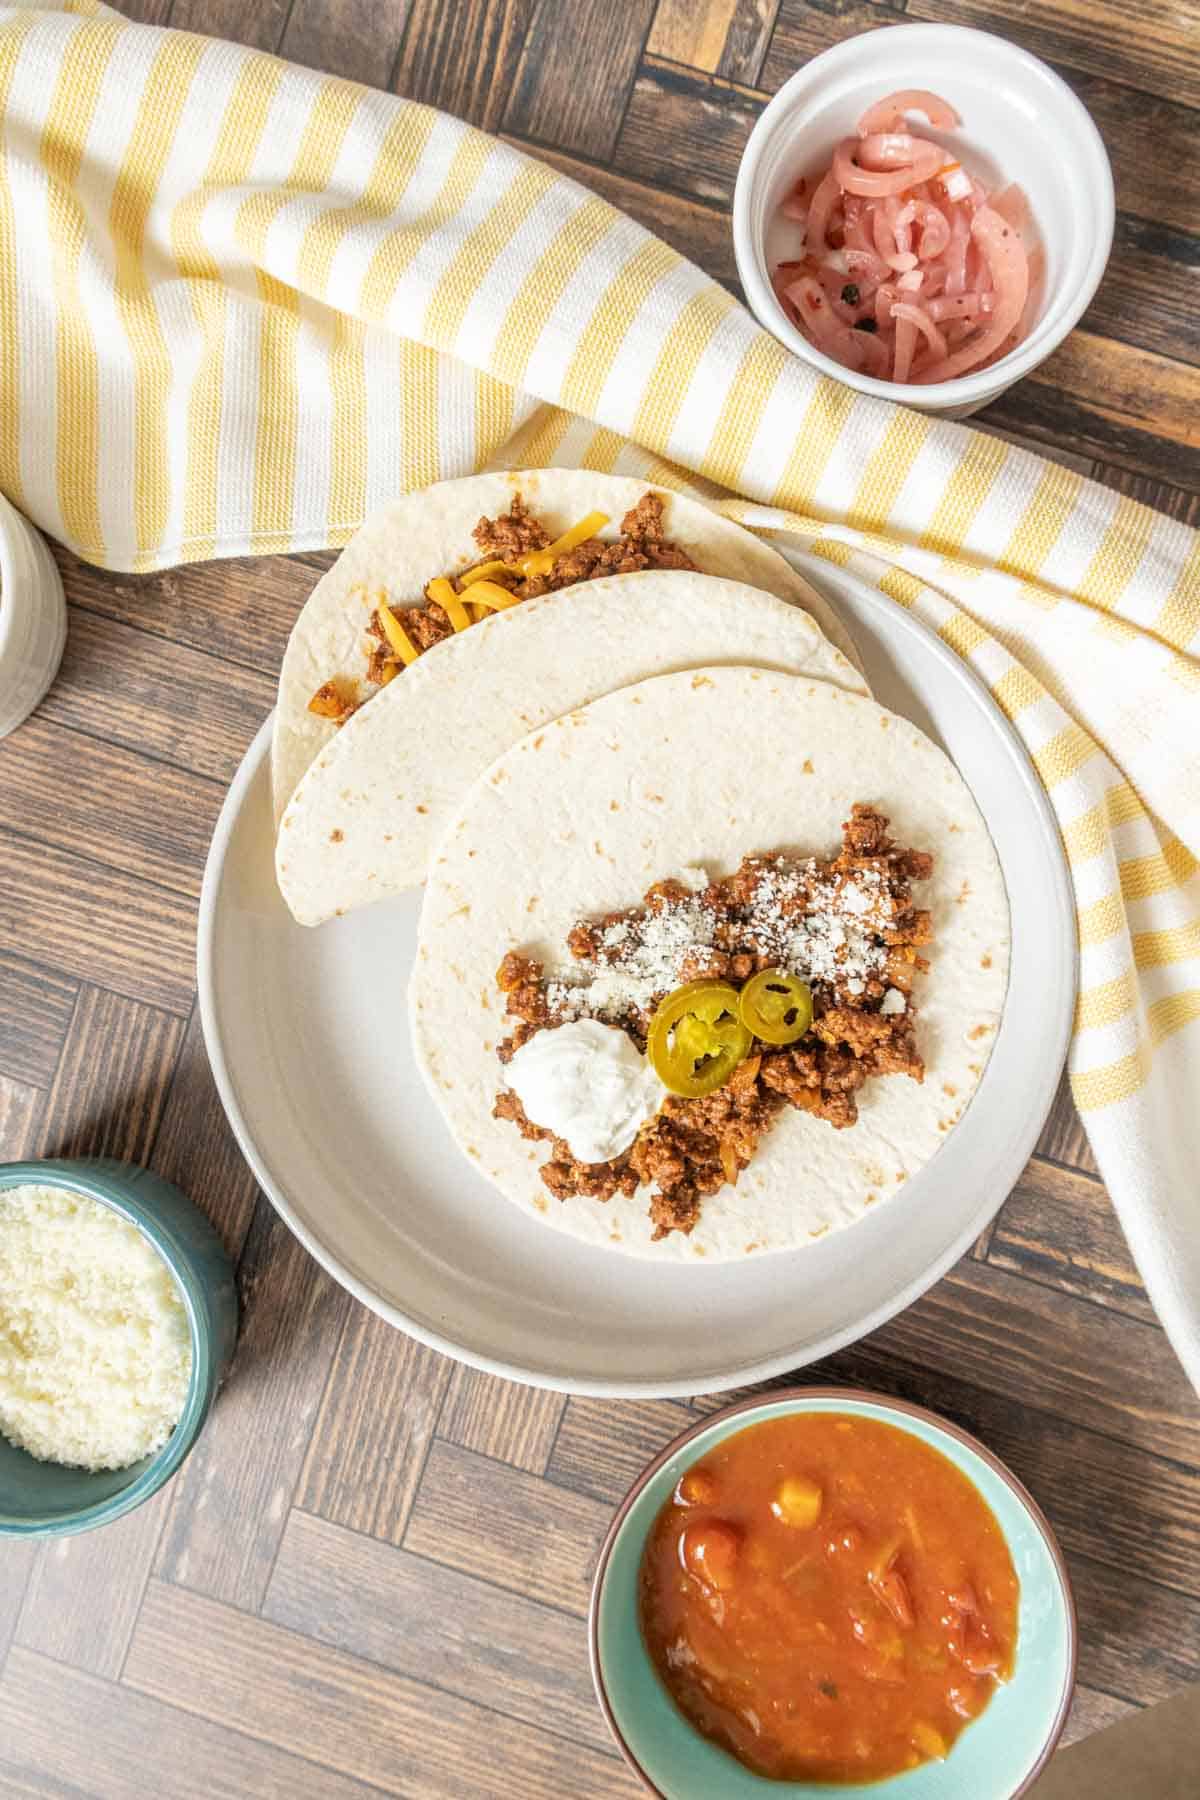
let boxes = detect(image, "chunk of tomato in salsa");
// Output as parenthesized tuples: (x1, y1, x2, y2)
(638, 1413, 1019, 1785)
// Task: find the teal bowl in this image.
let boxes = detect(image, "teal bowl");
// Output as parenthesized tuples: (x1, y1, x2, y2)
(590, 1388, 1076, 1799)
(0, 1158, 238, 1538)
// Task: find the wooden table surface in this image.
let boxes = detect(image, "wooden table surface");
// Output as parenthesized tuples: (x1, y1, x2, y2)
(2, 1, 1198, 1795)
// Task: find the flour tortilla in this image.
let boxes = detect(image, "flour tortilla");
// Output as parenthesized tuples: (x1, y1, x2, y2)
(271, 470, 862, 822)
(410, 667, 1010, 1263)
(277, 570, 869, 925)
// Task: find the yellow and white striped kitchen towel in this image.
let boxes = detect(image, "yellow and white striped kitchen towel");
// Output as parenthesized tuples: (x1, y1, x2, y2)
(3, 4, 1198, 1380)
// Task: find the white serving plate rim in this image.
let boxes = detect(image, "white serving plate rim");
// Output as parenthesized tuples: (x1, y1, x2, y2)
(197, 561, 1076, 1397)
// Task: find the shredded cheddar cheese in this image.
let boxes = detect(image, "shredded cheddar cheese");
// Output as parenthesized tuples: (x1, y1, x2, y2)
(517, 509, 609, 579)
(467, 579, 522, 611)
(427, 576, 472, 633)
(376, 599, 420, 665)
(311, 510, 615, 717)
(460, 558, 517, 586)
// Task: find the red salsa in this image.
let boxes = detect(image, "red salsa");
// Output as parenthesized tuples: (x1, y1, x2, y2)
(638, 1412, 1019, 1783)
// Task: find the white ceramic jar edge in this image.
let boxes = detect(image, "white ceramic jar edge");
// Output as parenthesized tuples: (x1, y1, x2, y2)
(0, 491, 66, 739)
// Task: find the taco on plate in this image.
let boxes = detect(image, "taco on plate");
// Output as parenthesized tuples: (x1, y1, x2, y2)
(271, 470, 863, 825)
(410, 667, 1010, 1263)
(276, 567, 868, 924)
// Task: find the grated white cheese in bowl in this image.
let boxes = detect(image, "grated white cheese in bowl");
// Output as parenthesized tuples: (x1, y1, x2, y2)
(0, 1184, 193, 1472)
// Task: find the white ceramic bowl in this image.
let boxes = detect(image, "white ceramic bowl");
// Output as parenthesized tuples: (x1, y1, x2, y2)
(733, 23, 1115, 418)
(0, 491, 66, 738)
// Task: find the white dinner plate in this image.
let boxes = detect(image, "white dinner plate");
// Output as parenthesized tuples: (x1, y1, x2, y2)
(198, 556, 1076, 1397)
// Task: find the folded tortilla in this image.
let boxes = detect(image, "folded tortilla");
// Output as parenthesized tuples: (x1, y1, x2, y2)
(276, 569, 868, 925)
(270, 470, 862, 823)
(410, 667, 1010, 1263)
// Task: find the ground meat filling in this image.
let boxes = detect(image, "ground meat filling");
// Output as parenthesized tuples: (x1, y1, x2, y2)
(317, 492, 699, 710)
(493, 806, 934, 1238)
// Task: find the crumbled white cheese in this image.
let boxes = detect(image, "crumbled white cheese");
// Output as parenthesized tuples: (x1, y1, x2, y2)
(880, 987, 907, 1015)
(548, 895, 719, 1022)
(0, 1184, 192, 1472)
(747, 860, 889, 989)
(547, 854, 894, 1022)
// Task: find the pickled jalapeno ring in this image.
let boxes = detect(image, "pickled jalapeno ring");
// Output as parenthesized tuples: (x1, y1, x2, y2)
(738, 969, 814, 1045)
(647, 980, 753, 1098)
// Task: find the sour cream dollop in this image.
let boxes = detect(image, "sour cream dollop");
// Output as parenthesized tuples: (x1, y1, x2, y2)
(504, 1019, 664, 1165)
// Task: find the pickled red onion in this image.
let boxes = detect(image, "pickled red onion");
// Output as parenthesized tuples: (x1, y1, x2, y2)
(857, 90, 962, 135)
(833, 136, 946, 198)
(772, 88, 1036, 385)
(805, 169, 842, 255)
(891, 302, 948, 362)
(911, 206, 1028, 383)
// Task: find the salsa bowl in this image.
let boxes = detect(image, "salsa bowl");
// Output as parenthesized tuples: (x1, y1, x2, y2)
(590, 1389, 1076, 1798)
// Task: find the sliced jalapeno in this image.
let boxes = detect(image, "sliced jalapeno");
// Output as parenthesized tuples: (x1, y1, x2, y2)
(738, 969, 814, 1045)
(647, 980, 752, 1098)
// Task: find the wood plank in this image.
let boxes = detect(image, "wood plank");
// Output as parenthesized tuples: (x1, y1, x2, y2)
(760, 0, 908, 96)
(0, 1767, 79, 1800)
(919, 1392, 1200, 1603)
(614, 59, 759, 207)
(1069, 1552, 1200, 1706)
(124, 1581, 635, 1799)
(437, 1366, 566, 1475)
(1059, 1683, 1139, 1749)
(1036, 333, 1198, 460)
(0, 830, 195, 1016)
(14, 1486, 172, 1681)
(975, 424, 1095, 480)
(1036, 1069, 1100, 1176)
(1037, 73, 1199, 243)
(502, 134, 738, 287)
(166, 0, 291, 52)
(1086, 216, 1200, 370)
(693, 1257, 1199, 1463)
(717, 0, 784, 86)
(872, 1259, 1200, 1466)
(405, 1440, 612, 1616)
(0, 1541, 39, 1671)
(282, 0, 413, 89)
(905, 0, 1200, 113)
(988, 1156, 1154, 1325)
(623, 50, 1200, 307)
(51, 544, 322, 682)
(503, 0, 660, 161)
(547, 1394, 697, 1504)
(37, 607, 273, 785)
(265, 1509, 612, 1754)
(0, 1648, 378, 1800)
(985, 333, 1200, 490)
(149, 1007, 261, 1262)
(647, 0, 743, 75)
(970, 1218, 998, 1262)
(156, 1199, 350, 1609)
(0, 1078, 42, 1162)
(297, 1307, 452, 1545)
(1089, 464, 1200, 528)
(34, 985, 184, 1165)
(0, 715, 221, 901)
(0, 952, 75, 1090)
(395, 0, 539, 133)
